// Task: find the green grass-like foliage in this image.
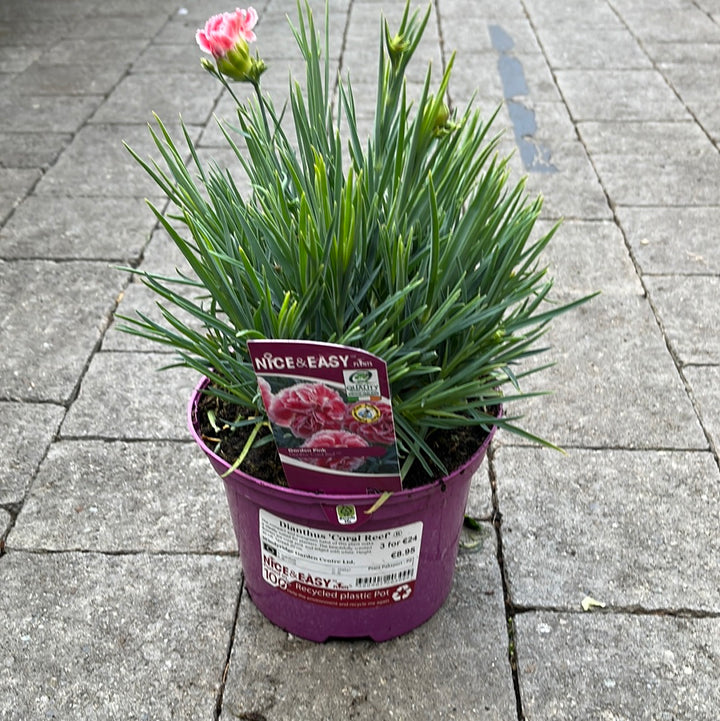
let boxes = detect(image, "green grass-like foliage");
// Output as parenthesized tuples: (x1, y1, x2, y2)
(121, 2, 591, 478)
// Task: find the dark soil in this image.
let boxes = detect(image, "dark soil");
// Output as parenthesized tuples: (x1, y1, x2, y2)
(196, 390, 493, 490)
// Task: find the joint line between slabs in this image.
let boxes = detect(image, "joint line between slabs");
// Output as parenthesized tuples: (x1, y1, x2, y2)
(488, 445, 526, 721)
(511, 603, 720, 620)
(214, 572, 244, 721)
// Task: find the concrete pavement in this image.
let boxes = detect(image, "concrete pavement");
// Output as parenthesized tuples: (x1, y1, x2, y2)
(1, 0, 720, 718)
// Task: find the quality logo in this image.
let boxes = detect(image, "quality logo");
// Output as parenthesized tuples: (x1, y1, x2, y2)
(351, 402, 381, 424)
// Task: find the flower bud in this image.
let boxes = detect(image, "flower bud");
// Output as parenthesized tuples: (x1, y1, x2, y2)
(434, 102, 450, 129)
(426, 95, 457, 137)
(216, 40, 252, 81)
(387, 32, 408, 68)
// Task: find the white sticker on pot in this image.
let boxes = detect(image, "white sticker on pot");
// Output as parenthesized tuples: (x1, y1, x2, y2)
(259, 510, 423, 608)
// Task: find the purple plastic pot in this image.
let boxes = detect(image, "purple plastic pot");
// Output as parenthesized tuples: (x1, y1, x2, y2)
(189, 376, 498, 642)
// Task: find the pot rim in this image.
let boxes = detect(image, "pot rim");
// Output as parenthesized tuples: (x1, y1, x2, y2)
(188, 375, 501, 501)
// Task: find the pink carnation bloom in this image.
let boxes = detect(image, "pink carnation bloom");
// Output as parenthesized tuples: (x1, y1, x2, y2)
(257, 376, 274, 414)
(269, 383, 347, 439)
(196, 7, 258, 58)
(345, 401, 396, 446)
(302, 430, 369, 472)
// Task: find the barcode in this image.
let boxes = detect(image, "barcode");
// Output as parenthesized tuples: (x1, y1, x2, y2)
(355, 568, 413, 587)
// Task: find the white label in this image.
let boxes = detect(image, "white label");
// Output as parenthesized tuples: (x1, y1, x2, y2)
(343, 368, 382, 400)
(259, 509, 423, 608)
(335, 504, 358, 525)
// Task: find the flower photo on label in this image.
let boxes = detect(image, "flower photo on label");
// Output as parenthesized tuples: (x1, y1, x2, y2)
(257, 374, 399, 476)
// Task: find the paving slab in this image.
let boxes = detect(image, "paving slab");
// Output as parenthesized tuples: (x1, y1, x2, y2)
(515, 612, 720, 720)
(617, 4, 720, 43)
(465, 464, 494, 521)
(162, 0, 257, 23)
(0, 168, 40, 221)
(590, 150, 720, 206)
(684, 365, 720, 454)
(684, 98, 720, 147)
(91, 0, 179, 15)
(0, 550, 240, 720)
(8, 440, 235, 553)
(446, 52, 505, 109)
(442, 5, 542, 55)
(555, 69, 688, 122)
(0, 197, 153, 261)
(61, 351, 199, 440)
(0, 43, 42, 72)
(0, 260, 125, 403)
(42, 37, 149, 67)
(657, 61, 720, 105)
(496, 447, 720, 612)
(523, 0, 623, 30)
(540, 28, 652, 70)
(510, 292, 707, 450)
(90, 72, 221, 126)
(523, 142, 612, 220)
(0, 509, 11, 540)
(648, 42, 720, 67)
(499, 101, 611, 218)
(506, 100, 578, 148)
(131, 42, 208, 75)
(0, 17, 74, 44)
(0, 164, 40, 192)
(447, 42, 562, 113)
(616, 206, 720, 275)
(7, 63, 124, 96)
(0, 402, 64, 505)
(645, 275, 720, 365)
(514, 61, 572, 105)
(103, 280, 200, 352)
(0, 93, 99, 133)
(63, 13, 170, 40)
(0, 0, 95, 22)
(152, 9, 229, 45)
(0, 132, 71, 169)
(220, 538, 516, 721)
(0, 13, 72, 35)
(577, 120, 711, 156)
(34, 123, 196, 199)
(124, 224, 193, 276)
(533, 220, 643, 297)
(657, 62, 720, 145)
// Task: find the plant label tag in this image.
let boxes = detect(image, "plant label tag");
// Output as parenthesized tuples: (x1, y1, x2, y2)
(259, 509, 422, 607)
(247, 339, 402, 494)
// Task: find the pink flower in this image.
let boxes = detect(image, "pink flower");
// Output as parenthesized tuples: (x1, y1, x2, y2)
(344, 401, 396, 446)
(268, 383, 347, 439)
(196, 7, 258, 58)
(302, 430, 369, 471)
(257, 377, 274, 413)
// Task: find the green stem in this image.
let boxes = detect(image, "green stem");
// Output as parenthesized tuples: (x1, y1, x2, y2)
(252, 79, 273, 145)
(221, 420, 270, 477)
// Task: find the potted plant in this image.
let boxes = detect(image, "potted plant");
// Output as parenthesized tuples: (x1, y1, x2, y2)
(121, 2, 591, 641)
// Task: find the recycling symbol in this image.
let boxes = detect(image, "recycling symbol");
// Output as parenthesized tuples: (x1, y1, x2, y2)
(392, 584, 412, 602)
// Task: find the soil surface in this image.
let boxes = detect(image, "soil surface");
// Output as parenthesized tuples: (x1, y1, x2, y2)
(196, 391, 492, 490)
